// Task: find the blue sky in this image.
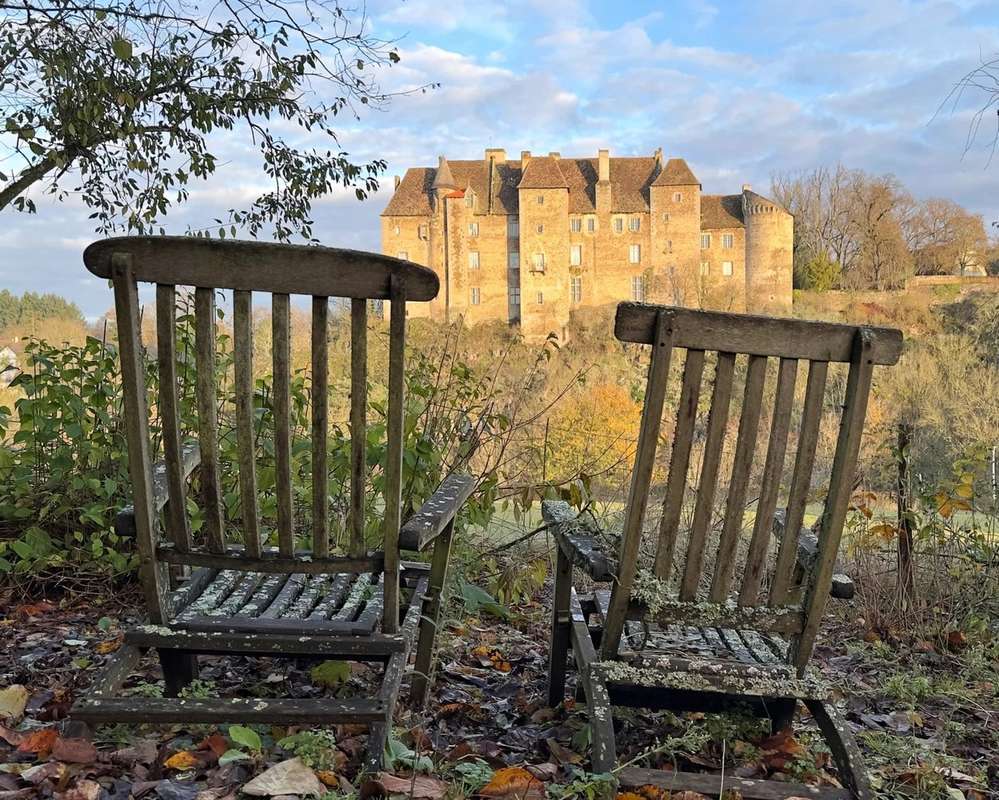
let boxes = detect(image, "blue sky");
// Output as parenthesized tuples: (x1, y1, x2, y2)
(2, 0, 999, 318)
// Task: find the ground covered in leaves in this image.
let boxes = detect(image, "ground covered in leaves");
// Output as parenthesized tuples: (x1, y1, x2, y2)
(0, 578, 995, 800)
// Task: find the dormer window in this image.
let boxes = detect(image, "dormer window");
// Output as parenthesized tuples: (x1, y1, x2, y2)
(418, 224, 428, 240)
(673, 192, 683, 203)
(465, 191, 474, 208)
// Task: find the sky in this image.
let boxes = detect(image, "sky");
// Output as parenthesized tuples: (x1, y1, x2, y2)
(2, 0, 999, 318)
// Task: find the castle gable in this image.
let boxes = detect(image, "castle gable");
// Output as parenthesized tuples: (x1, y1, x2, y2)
(518, 156, 569, 189)
(652, 157, 699, 187)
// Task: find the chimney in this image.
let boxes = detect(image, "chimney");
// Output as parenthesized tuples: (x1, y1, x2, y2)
(742, 183, 752, 192)
(393, 175, 400, 190)
(598, 149, 610, 182)
(521, 150, 531, 168)
(548, 151, 560, 160)
(485, 148, 506, 164)
(653, 147, 663, 167)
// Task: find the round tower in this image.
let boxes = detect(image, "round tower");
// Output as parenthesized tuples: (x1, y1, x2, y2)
(743, 188, 793, 312)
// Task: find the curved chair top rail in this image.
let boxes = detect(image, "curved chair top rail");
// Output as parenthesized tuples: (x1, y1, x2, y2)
(84, 236, 440, 302)
(615, 302, 903, 366)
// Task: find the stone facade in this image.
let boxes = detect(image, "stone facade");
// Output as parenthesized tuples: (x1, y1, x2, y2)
(381, 148, 793, 337)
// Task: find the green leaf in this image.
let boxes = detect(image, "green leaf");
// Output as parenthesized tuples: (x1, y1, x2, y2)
(310, 660, 351, 688)
(111, 37, 133, 60)
(218, 749, 252, 766)
(97, 616, 114, 631)
(228, 724, 262, 752)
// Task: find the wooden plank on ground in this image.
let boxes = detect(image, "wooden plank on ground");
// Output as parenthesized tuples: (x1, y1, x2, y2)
(75, 696, 385, 725)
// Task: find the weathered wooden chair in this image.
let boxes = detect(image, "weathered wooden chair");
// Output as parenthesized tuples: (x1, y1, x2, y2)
(71, 237, 474, 767)
(545, 303, 902, 799)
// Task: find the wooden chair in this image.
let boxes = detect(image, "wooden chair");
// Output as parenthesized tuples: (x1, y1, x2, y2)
(545, 303, 902, 800)
(71, 237, 474, 767)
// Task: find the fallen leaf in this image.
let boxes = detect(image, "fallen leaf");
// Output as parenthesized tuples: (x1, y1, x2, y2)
(20, 762, 65, 784)
(316, 770, 338, 787)
(310, 660, 351, 689)
(16, 601, 56, 617)
(671, 793, 710, 800)
(364, 772, 448, 799)
(0, 687, 29, 722)
(947, 630, 968, 652)
(525, 763, 558, 782)
(61, 779, 102, 800)
(16, 728, 58, 756)
(52, 737, 98, 764)
(479, 766, 546, 799)
(0, 726, 23, 746)
(241, 758, 325, 798)
(95, 637, 123, 655)
(198, 734, 229, 759)
(164, 751, 202, 771)
(110, 740, 158, 765)
(545, 738, 582, 765)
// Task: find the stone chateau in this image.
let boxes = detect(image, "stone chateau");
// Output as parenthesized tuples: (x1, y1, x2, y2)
(381, 147, 793, 338)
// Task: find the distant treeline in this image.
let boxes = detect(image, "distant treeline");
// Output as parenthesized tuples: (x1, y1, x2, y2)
(0, 290, 84, 331)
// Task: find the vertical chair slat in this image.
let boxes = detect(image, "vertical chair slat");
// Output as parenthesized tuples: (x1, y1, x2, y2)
(272, 293, 294, 557)
(349, 299, 368, 558)
(709, 354, 768, 602)
(382, 279, 407, 634)
(602, 310, 675, 659)
(233, 290, 261, 558)
(653, 348, 706, 580)
(738, 357, 799, 605)
(312, 297, 330, 558)
(794, 333, 874, 671)
(770, 360, 828, 605)
(113, 255, 168, 623)
(155, 284, 192, 553)
(194, 287, 225, 554)
(679, 352, 736, 601)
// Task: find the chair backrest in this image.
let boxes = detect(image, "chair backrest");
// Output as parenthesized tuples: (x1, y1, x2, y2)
(601, 303, 902, 673)
(84, 236, 439, 633)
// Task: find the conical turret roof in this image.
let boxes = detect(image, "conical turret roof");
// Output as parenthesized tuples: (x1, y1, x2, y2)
(432, 155, 457, 190)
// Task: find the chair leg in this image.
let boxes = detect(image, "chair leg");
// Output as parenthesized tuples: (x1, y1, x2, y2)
(804, 698, 874, 800)
(411, 521, 454, 708)
(365, 720, 389, 774)
(547, 546, 573, 707)
(159, 650, 198, 697)
(769, 697, 797, 733)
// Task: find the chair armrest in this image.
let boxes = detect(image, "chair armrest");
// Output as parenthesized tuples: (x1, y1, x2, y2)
(541, 500, 617, 582)
(116, 441, 201, 537)
(399, 473, 475, 551)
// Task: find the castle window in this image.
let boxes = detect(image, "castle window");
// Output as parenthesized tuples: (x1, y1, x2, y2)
(532, 253, 546, 271)
(465, 192, 474, 208)
(508, 215, 520, 236)
(469, 222, 479, 237)
(470, 287, 481, 305)
(469, 251, 480, 270)
(586, 216, 596, 232)
(673, 192, 683, 203)
(570, 217, 582, 233)
(418, 224, 428, 240)
(629, 244, 641, 264)
(508, 251, 520, 269)
(397, 251, 408, 260)
(536, 224, 544, 234)
(537, 195, 544, 205)
(667, 239, 673, 254)
(723, 233, 734, 248)
(701, 233, 711, 249)
(613, 217, 624, 234)
(629, 216, 641, 232)
(570, 276, 582, 304)
(663, 213, 670, 223)
(509, 287, 520, 306)
(570, 244, 582, 266)
(631, 276, 646, 302)
(536, 291, 544, 305)
(700, 261, 709, 276)
(722, 261, 734, 277)
(393, 225, 400, 235)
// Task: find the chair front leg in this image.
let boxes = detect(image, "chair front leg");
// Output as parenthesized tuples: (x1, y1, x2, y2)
(411, 519, 455, 707)
(547, 545, 573, 707)
(159, 650, 199, 697)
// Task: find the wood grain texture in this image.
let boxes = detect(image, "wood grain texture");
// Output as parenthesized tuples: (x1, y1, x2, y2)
(398, 473, 475, 550)
(615, 302, 902, 365)
(654, 348, 705, 579)
(233, 289, 261, 558)
(680, 351, 736, 600)
(381, 279, 406, 634)
(602, 310, 675, 659)
(710, 354, 767, 601)
(194, 287, 225, 554)
(349, 298, 368, 558)
(272, 293, 294, 556)
(84, 236, 439, 301)
(739, 357, 799, 605)
(155, 284, 192, 553)
(312, 296, 330, 557)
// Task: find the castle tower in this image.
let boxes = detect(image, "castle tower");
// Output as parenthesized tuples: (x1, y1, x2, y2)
(649, 157, 701, 305)
(743, 187, 793, 311)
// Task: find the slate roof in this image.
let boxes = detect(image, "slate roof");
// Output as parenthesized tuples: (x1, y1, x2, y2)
(381, 155, 699, 216)
(701, 195, 745, 230)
